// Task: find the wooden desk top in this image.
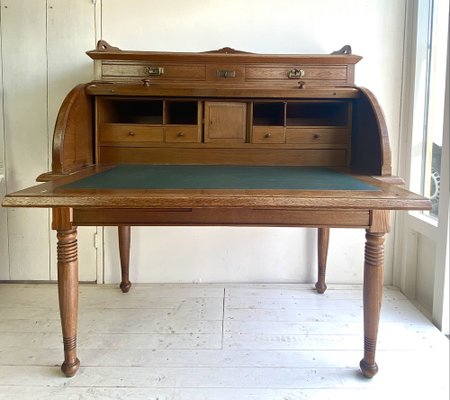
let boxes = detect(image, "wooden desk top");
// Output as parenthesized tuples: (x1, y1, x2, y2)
(2, 165, 430, 211)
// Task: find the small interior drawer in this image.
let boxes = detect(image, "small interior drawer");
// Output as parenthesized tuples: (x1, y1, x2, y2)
(252, 126, 285, 143)
(286, 127, 348, 145)
(99, 124, 164, 143)
(165, 126, 201, 143)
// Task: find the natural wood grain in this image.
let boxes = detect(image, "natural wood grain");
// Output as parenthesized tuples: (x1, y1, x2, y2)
(360, 231, 385, 378)
(316, 227, 330, 293)
(118, 226, 132, 293)
(2, 168, 431, 210)
(49, 84, 94, 176)
(204, 102, 247, 142)
(351, 88, 391, 176)
(53, 208, 79, 377)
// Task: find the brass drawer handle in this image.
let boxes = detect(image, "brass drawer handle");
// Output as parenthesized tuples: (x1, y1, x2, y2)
(216, 70, 236, 78)
(288, 69, 305, 79)
(144, 66, 164, 76)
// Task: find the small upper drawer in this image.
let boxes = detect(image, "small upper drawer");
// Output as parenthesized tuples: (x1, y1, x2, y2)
(246, 65, 348, 84)
(252, 126, 285, 144)
(165, 126, 201, 143)
(286, 127, 348, 145)
(102, 62, 206, 81)
(206, 64, 245, 83)
(99, 124, 164, 143)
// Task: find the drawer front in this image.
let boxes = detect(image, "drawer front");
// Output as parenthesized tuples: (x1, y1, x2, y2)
(286, 127, 348, 145)
(252, 126, 285, 143)
(206, 64, 245, 83)
(165, 126, 201, 143)
(102, 62, 206, 81)
(246, 65, 348, 85)
(99, 124, 164, 143)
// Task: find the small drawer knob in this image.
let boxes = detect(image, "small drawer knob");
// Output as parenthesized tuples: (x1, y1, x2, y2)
(177, 132, 184, 137)
(128, 131, 135, 136)
(264, 133, 272, 138)
(313, 133, 320, 139)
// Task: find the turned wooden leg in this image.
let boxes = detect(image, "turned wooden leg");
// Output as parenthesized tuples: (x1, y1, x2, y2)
(118, 226, 132, 293)
(360, 231, 385, 378)
(315, 227, 329, 294)
(54, 208, 80, 377)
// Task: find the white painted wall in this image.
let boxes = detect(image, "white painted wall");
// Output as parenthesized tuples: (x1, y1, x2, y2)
(0, 0, 408, 286)
(0, 0, 98, 281)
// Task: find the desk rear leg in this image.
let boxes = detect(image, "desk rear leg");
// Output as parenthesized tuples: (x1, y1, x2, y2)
(118, 226, 132, 293)
(315, 227, 329, 294)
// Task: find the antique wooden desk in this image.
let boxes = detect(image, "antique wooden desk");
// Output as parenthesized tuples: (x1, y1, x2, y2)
(2, 42, 430, 378)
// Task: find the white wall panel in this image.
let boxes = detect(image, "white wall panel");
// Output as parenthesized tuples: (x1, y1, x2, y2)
(0, 0, 97, 281)
(0, 13, 8, 280)
(1, 0, 50, 280)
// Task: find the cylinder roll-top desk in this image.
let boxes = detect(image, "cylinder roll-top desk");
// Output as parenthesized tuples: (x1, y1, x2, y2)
(2, 41, 430, 378)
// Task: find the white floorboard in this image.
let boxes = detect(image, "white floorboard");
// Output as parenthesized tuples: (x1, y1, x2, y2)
(0, 283, 448, 400)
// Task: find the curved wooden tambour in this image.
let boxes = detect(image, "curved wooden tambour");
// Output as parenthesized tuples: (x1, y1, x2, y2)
(50, 84, 94, 177)
(351, 87, 392, 177)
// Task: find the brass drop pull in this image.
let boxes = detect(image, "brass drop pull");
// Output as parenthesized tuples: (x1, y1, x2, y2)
(128, 131, 135, 136)
(264, 133, 272, 138)
(177, 132, 184, 137)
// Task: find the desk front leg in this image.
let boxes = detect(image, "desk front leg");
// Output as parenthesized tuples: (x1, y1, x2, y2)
(360, 210, 389, 378)
(53, 208, 80, 377)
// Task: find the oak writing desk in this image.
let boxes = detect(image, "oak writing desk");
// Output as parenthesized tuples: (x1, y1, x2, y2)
(2, 42, 430, 378)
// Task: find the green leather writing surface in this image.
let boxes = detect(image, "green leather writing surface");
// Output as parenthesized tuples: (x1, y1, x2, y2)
(62, 165, 379, 191)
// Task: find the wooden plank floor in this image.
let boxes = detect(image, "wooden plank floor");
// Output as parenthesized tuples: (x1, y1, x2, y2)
(0, 283, 448, 399)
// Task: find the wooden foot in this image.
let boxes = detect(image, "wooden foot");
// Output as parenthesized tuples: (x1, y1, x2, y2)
(55, 208, 80, 377)
(315, 227, 329, 294)
(360, 230, 385, 378)
(118, 226, 132, 293)
(61, 356, 81, 378)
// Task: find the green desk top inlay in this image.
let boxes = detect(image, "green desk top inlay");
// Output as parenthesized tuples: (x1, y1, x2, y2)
(62, 165, 379, 191)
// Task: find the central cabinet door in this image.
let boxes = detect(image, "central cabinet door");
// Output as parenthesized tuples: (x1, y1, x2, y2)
(204, 102, 247, 142)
